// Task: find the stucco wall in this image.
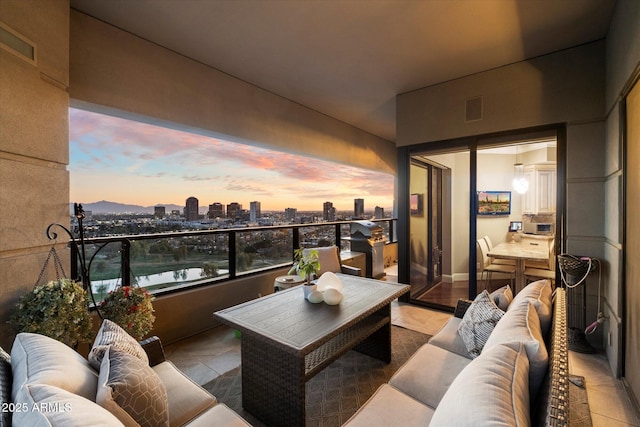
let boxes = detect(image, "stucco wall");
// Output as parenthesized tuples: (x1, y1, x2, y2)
(0, 0, 71, 350)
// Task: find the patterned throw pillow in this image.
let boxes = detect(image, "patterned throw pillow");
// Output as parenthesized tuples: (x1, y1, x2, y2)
(97, 347, 169, 427)
(490, 285, 513, 311)
(89, 319, 149, 370)
(457, 290, 505, 358)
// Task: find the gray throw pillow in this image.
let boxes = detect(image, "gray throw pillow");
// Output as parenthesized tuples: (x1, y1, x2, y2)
(97, 347, 169, 427)
(490, 285, 513, 311)
(457, 290, 505, 358)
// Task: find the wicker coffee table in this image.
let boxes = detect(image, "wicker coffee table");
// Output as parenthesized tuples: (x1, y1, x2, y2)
(214, 274, 410, 427)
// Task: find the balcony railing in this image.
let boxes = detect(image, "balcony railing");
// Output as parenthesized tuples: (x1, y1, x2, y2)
(69, 219, 397, 303)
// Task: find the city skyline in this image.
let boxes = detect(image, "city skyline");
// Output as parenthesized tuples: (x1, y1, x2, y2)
(69, 109, 394, 211)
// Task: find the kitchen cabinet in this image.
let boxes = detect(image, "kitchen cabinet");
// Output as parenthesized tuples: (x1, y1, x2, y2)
(522, 165, 556, 214)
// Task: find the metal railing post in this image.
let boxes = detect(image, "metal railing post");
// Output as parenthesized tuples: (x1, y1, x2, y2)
(228, 231, 236, 279)
(293, 228, 300, 251)
(121, 239, 131, 286)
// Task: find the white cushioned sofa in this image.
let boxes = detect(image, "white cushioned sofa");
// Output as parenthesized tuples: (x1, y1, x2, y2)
(344, 279, 568, 427)
(1, 319, 250, 427)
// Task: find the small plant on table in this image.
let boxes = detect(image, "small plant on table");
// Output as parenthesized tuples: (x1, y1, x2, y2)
(289, 248, 320, 285)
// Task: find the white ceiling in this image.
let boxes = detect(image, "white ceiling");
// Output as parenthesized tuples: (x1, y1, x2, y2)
(70, 0, 616, 142)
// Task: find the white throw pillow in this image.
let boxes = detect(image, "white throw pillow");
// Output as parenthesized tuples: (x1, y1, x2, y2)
(485, 300, 548, 397)
(88, 319, 149, 370)
(430, 342, 530, 427)
(457, 290, 505, 358)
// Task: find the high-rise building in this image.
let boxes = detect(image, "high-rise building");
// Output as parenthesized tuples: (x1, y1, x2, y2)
(374, 206, 384, 219)
(208, 202, 224, 219)
(154, 206, 166, 218)
(227, 202, 242, 219)
(250, 201, 261, 222)
(185, 197, 199, 221)
(354, 198, 364, 218)
(285, 208, 297, 221)
(323, 201, 336, 221)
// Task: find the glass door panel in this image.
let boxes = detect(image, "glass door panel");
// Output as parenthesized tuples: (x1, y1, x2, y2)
(409, 152, 469, 309)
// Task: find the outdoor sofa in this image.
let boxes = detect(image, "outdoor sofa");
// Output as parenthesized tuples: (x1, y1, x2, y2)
(0, 319, 250, 426)
(344, 279, 568, 426)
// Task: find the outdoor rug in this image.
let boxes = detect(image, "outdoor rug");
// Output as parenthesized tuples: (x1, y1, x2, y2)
(203, 326, 431, 427)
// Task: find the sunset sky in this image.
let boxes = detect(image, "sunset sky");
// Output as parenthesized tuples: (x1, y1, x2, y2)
(69, 109, 394, 212)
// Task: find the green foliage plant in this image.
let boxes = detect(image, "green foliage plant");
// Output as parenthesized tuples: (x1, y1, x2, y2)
(289, 248, 320, 285)
(100, 285, 155, 340)
(10, 278, 93, 348)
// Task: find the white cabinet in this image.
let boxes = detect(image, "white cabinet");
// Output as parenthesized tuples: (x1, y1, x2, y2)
(522, 165, 556, 214)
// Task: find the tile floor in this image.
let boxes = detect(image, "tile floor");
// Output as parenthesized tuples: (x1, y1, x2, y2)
(165, 276, 639, 426)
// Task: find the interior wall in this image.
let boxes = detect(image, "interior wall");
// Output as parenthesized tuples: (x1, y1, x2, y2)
(69, 10, 397, 176)
(0, 0, 71, 350)
(477, 152, 521, 248)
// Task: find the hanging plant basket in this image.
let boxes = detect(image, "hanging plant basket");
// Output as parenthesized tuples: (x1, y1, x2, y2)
(100, 285, 156, 340)
(10, 278, 94, 348)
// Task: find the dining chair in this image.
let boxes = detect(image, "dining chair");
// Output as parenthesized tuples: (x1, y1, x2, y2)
(482, 235, 515, 265)
(524, 243, 556, 285)
(477, 238, 515, 292)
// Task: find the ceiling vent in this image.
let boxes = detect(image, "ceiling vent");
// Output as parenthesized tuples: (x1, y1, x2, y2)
(465, 96, 482, 122)
(0, 22, 37, 66)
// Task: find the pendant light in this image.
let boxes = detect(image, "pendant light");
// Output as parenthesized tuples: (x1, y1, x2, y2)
(512, 163, 528, 194)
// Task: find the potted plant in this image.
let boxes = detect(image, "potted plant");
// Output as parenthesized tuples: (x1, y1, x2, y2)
(289, 248, 320, 298)
(100, 285, 155, 340)
(10, 278, 94, 348)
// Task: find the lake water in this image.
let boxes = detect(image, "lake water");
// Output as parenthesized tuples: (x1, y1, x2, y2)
(91, 267, 230, 293)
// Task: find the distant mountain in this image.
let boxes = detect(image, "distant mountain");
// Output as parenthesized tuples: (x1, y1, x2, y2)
(70, 201, 184, 214)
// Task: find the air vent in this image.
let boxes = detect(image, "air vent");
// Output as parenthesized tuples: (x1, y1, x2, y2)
(0, 22, 37, 66)
(465, 96, 482, 122)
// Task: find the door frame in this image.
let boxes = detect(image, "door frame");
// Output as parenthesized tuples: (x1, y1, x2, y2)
(398, 124, 566, 305)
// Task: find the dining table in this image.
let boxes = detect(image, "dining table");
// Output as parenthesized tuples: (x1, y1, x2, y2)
(487, 240, 550, 293)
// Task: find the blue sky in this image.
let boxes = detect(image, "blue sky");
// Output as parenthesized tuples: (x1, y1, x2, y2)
(69, 108, 394, 211)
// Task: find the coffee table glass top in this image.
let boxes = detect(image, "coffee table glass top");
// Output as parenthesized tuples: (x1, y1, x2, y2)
(214, 274, 409, 353)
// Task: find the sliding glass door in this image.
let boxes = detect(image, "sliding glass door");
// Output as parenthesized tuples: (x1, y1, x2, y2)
(400, 127, 563, 310)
